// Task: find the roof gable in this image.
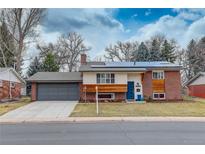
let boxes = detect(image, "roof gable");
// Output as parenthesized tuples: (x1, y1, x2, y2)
(0, 67, 25, 84)
(185, 72, 205, 86)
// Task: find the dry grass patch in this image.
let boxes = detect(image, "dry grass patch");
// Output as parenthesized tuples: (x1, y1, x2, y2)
(70, 100, 205, 117)
(183, 95, 205, 103)
(0, 97, 31, 116)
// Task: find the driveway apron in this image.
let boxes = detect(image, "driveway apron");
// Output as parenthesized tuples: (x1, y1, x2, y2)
(0, 101, 77, 120)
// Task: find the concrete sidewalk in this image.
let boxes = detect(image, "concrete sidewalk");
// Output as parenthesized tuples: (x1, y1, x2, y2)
(1, 117, 205, 124)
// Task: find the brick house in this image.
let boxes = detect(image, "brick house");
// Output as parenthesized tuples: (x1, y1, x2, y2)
(28, 54, 182, 102)
(0, 68, 26, 101)
(185, 72, 205, 98)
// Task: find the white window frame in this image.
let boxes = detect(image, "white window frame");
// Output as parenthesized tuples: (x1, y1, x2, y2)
(0, 80, 3, 87)
(10, 82, 15, 88)
(96, 73, 115, 84)
(152, 70, 164, 80)
(98, 93, 115, 100)
(153, 93, 166, 100)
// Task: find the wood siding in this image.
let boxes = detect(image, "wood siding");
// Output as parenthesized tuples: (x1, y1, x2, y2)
(82, 84, 127, 93)
(152, 79, 165, 93)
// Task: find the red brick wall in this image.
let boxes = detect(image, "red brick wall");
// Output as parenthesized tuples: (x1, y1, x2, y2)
(31, 82, 37, 101)
(142, 71, 182, 101)
(81, 54, 87, 65)
(165, 71, 182, 100)
(0, 80, 21, 100)
(188, 85, 205, 98)
(142, 71, 153, 99)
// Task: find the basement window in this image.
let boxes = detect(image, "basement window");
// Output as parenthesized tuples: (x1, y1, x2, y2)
(98, 93, 115, 100)
(0, 80, 2, 87)
(153, 93, 165, 100)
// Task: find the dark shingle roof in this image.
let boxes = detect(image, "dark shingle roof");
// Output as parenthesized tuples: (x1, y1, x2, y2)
(27, 72, 82, 82)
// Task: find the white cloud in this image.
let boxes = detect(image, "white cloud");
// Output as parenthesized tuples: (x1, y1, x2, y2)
(177, 11, 201, 21)
(130, 13, 205, 48)
(145, 9, 151, 16)
(39, 9, 128, 59)
(185, 17, 205, 41)
(173, 8, 205, 21)
(29, 8, 205, 62)
(131, 13, 138, 18)
(43, 9, 125, 33)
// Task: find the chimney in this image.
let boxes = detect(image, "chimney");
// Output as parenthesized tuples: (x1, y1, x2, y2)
(81, 54, 87, 65)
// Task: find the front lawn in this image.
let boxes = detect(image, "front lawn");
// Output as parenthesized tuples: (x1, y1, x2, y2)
(182, 95, 205, 103)
(0, 97, 31, 116)
(70, 100, 205, 117)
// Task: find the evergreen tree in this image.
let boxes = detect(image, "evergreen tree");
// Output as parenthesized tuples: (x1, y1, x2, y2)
(27, 56, 42, 77)
(186, 39, 197, 79)
(149, 39, 161, 61)
(161, 39, 176, 63)
(41, 53, 59, 72)
(133, 42, 149, 61)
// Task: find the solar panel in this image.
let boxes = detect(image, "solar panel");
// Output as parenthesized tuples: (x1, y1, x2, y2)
(91, 61, 180, 68)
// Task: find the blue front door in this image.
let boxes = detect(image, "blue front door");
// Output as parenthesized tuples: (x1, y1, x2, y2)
(126, 81, 134, 100)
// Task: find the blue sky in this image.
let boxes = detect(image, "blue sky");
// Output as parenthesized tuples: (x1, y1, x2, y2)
(35, 8, 205, 59)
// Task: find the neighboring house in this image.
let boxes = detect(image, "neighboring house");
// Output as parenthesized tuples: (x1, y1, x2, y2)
(185, 72, 205, 98)
(0, 68, 26, 101)
(28, 54, 182, 102)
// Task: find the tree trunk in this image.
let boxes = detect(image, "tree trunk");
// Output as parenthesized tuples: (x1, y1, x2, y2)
(0, 46, 7, 67)
(16, 38, 23, 73)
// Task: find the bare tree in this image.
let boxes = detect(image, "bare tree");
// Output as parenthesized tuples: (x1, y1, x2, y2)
(194, 38, 205, 73)
(151, 34, 166, 46)
(177, 49, 188, 83)
(177, 37, 205, 83)
(57, 32, 91, 72)
(1, 8, 46, 73)
(37, 32, 91, 72)
(36, 43, 56, 60)
(0, 20, 16, 67)
(104, 41, 138, 62)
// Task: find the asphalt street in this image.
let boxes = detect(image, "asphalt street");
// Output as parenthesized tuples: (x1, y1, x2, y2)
(1, 121, 205, 145)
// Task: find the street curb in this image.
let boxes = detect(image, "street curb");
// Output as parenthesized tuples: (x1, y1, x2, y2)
(1, 117, 205, 124)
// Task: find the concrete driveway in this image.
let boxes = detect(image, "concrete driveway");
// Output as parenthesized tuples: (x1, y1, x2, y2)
(0, 101, 78, 120)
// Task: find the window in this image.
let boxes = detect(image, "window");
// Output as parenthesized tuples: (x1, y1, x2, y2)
(153, 93, 165, 100)
(152, 71, 164, 79)
(0, 80, 2, 87)
(10, 82, 15, 88)
(96, 73, 115, 84)
(98, 93, 115, 100)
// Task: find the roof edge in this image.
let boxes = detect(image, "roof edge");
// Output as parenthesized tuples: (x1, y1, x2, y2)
(184, 72, 205, 86)
(0, 68, 26, 84)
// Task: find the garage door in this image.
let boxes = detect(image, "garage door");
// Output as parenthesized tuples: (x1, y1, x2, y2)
(37, 83, 79, 101)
